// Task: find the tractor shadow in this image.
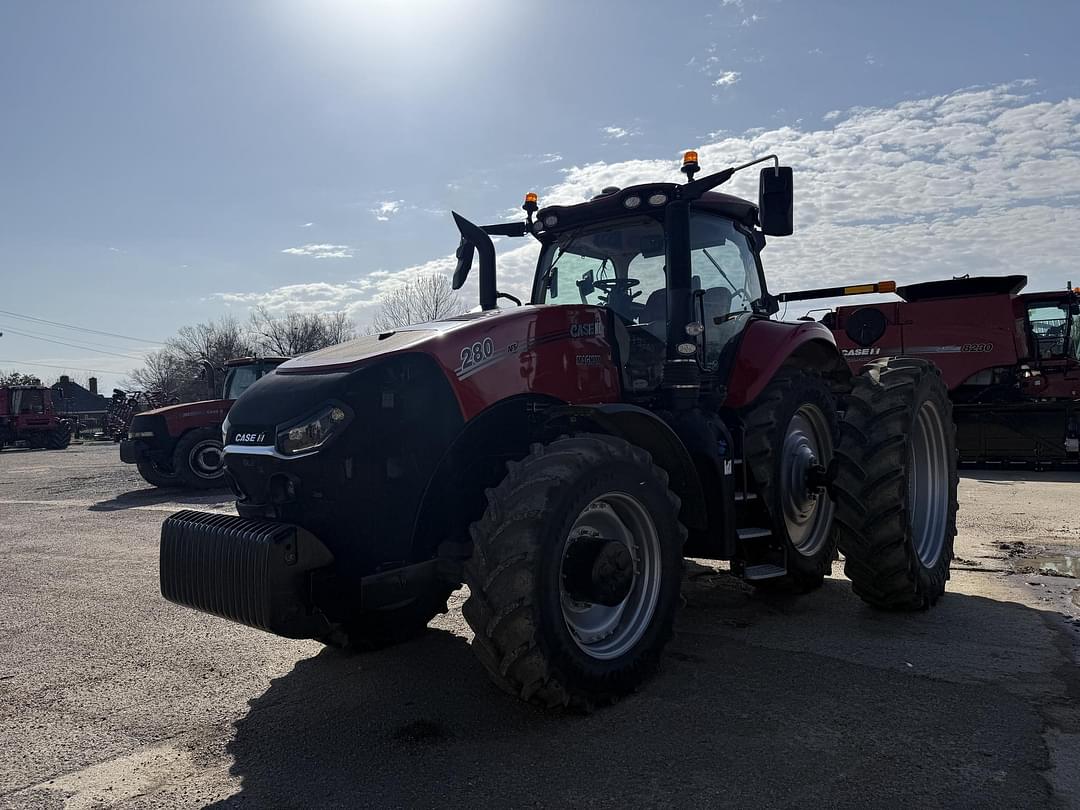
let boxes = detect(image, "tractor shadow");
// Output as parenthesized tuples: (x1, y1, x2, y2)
(960, 468, 1080, 485)
(88, 486, 232, 512)
(209, 572, 1076, 809)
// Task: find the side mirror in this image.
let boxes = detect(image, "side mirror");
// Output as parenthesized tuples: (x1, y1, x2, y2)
(452, 236, 475, 291)
(548, 265, 559, 299)
(758, 166, 793, 236)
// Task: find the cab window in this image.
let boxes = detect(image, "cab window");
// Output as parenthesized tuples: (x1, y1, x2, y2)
(1028, 303, 1069, 359)
(689, 212, 764, 367)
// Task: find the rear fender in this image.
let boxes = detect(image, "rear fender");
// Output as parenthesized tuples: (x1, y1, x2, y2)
(725, 321, 849, 409)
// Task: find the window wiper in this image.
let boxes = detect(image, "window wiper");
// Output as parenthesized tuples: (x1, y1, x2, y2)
(538, 228, 583, 290)
(701, 248, 741, 295)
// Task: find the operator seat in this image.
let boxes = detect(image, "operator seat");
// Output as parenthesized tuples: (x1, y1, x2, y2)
(701, 287, 733, 325)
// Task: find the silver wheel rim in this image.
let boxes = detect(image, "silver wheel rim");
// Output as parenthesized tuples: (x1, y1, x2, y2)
(780, 404, 834, 557)
(189, 440, 224, 479)
(909, 399, 949, 567)
(560, 492, 662, 661)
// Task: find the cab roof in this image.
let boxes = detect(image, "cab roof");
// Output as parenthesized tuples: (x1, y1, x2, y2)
(536, 183, 758, 235)
(224, 356, 290, 367)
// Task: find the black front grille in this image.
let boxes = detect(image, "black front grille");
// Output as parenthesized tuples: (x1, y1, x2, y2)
(160, 510, 334, 638)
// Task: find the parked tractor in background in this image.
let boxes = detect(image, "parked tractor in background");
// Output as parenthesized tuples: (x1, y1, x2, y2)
(121, 356, 287, 488)
(0, 385, 72, 451)
(159, 152, 958, 710)
(786, 275, 1080, 465)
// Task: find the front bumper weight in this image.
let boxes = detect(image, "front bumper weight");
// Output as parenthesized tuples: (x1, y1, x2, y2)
(119, 439, 148, 464)
(160, 510, 334, 638)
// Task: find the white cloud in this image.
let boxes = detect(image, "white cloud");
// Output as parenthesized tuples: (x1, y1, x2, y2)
(539, 153, 563, 164)
(301, 222, 313, 228)
(227, 82, 1080, 325)
(602, 126, 631, 140)
(713, 71, 741, 87)
(371, 200, 404, 221)
(280, 243, 353, 259)
(741, 13, 761, 25)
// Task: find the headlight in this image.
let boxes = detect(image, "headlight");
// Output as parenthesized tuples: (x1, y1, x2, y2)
(276, 405, 349, 456)
(221, 415, 231, 444)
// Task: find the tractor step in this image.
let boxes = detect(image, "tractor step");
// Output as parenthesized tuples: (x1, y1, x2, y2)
(737, 527, 771, 540)
(742, 563, 787, 581)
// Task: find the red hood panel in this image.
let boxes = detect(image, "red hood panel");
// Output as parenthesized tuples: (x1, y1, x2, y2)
(140, 399, 232, 417)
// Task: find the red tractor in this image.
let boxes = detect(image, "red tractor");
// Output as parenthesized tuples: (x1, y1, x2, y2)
(0, 385, 72, 451)
(120, 356, 287, 488)
(159, 153, 958, 709)
(786, 275, 1080, 465)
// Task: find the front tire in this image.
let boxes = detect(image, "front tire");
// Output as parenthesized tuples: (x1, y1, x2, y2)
(462, 435, 686, 710)
(44, 424, 72, 450)
(833, 357, 958, 610)
(173, 427, 226, 489)
(136, 459, 180, 488)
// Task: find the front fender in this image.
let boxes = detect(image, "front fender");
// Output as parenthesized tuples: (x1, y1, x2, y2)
(725, 320, 844, 409)
(547, 403, 708, 531)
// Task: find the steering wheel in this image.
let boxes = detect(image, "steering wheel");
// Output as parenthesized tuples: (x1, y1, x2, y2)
(594, 278, 640, 294)
(497, 292, 523, 307)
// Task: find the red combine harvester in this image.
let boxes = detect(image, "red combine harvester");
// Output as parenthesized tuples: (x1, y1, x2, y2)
(0, 385, 72, 450)
(120, 356, 287, 488)
(781, 275, 1080, 465)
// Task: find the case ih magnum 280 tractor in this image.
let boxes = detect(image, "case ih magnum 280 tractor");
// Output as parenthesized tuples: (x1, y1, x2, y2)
(0, 385, 71, 450)
(785, 275, 1080, 465)
(160, 153, 958, 709)
(121, 356, 286, 488)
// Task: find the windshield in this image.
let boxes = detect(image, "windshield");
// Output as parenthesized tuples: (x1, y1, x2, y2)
(223, 366, 262, 400)
(535, 217, 666, 325)
(11, 389, 45, 414)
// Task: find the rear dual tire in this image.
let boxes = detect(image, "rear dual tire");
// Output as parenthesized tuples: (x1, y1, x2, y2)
(833, 357, 958, 610)
(742, 367, 838, 592)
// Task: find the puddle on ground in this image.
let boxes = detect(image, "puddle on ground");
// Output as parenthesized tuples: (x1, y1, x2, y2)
(1022, 554, 1080, 579)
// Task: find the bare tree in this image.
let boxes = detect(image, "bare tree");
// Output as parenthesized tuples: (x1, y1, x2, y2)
(126, 349, 186, 401)
(249, 307, 356, 356)
(370, 274, 462, 333)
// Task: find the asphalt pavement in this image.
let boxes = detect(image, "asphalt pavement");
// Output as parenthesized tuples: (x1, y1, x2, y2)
(2, 444, 1079, 808)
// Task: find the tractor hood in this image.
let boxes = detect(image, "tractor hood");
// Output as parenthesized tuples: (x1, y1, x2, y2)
(137, 399, 233, 418)
(278, 306, 546, 375)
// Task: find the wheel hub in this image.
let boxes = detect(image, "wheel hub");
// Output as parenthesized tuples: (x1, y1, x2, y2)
(559, 494, 662, 660)
(779, 406, 835, 557)
(190, 441, 224, 478)
(562, 538, 635, 606)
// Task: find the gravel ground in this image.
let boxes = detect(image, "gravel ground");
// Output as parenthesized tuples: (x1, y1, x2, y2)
(2, 444, 1079, 808)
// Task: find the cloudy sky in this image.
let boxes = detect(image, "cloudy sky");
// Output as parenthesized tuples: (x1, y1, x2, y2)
(2, 0, 1079, 390)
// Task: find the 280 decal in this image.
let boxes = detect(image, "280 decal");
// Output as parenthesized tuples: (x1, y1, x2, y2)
(458, 337, 495, 373)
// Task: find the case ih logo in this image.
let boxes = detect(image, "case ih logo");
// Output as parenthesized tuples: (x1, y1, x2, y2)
(842, 347, 881, 357)
(233, 432, 266, 444)
(570, 321, 605, 338)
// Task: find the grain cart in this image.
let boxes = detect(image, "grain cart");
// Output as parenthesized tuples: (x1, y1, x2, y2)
(0, 385, 71, 450)
(160, 152, 958, 709)
(121, 356, 287, 488)
(785, 275, 1080, 465)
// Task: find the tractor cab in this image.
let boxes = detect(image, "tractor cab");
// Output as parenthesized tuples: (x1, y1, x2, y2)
(451, 151, 792, 407)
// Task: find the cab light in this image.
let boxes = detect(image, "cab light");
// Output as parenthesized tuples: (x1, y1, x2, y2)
(623, 195, 642, 209)
(648, 192, 668, 206)
(682, 150, 698, 166)
(544, 214, 559, 227)
(877, 280, 897, 293)
(525, 192, 538, 204)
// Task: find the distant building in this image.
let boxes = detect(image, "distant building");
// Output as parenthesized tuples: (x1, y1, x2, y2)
(51, 376, 110, 434)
